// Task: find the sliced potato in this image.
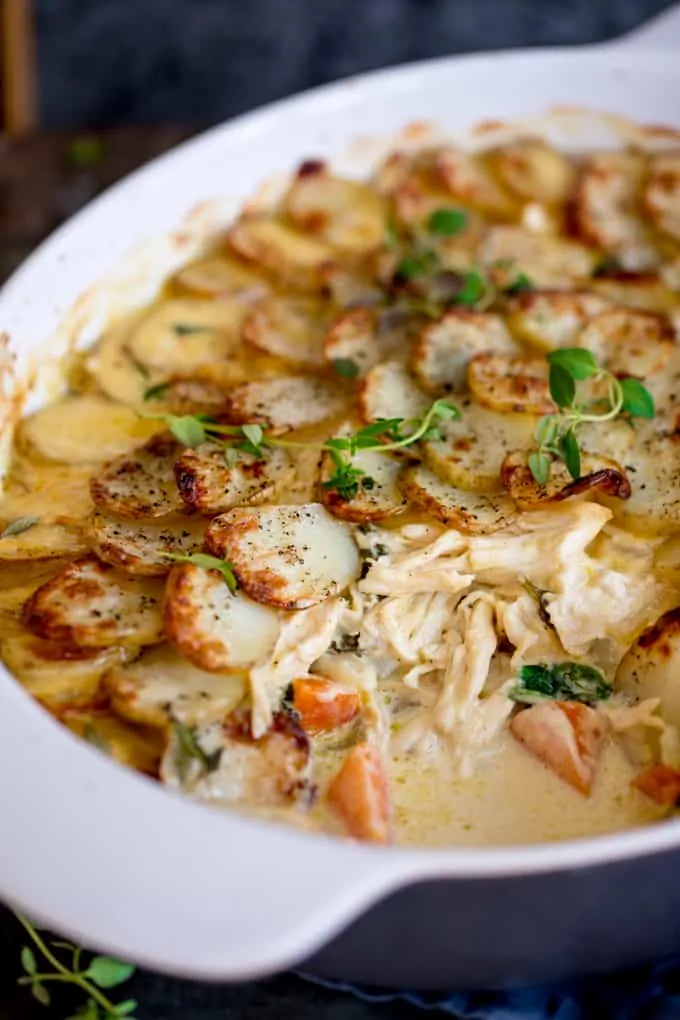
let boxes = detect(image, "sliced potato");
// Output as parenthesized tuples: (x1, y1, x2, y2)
(242, 295, 331, 367)
(372, 149, 456, 227)
(86, 512, 206, 575)
(501, 451, 631, 510)
(411, 309, 518, 395)
(617, 608, 680, 726)
(127, 299, 246, 374)
(90, 433, 184, 520)
(174, 443, 292, 515)
(276, 447, 323, 505)
(324, 306, 411, 377)
(506, 289, 612, 351)
(227, 216, 335, 291)
(173, 253, 270, 298)
(104, 644, 246, 728)
(224, 375, 344, 433)
(205, 503, 360, 609)
(23, 555, 165, 648)
(468, 353, 553, 414)
(486, 139, 575, 205)
(2, 633, 125, 709)
(19, 395, 159, 464)
(86, 317, 163, 407)
(164, 562, 280, 671)
(616, 431, 680, 535)
(400, 464, 515, 533)
(573, 152, 659, 270)
(422, 400, 537, 493)
(62, 709, 163, 774)
(358, 361, 429, 424)
(284, 164, 387, 254)
(1, 460, 95, 525)
(643, 153, 680, 243)
(577, 308, 674, 377)
(320, 446, 407, 523)
(0, 579, 62, 637)
(479, 226, 596, 287)
(433, 146, 516, 218)
(590, 273, 680, 312)
(0, 521, 86, 561)
(147, 376, 230, 417)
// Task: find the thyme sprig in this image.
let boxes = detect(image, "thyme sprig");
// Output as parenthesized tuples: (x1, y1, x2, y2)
(528, 348, 655, 485)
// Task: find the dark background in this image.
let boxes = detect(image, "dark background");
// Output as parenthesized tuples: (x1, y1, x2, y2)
(3, 1, 680, 1017)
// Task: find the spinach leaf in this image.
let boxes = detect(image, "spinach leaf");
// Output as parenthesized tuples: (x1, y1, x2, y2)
(509, 662, 612, 705)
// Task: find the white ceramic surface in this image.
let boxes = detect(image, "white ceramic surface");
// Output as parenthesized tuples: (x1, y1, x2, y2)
(2, 6, 680, 981)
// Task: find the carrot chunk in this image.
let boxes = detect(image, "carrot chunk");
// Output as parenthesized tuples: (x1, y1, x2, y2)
(327, 742, 391, 843)
(633, 763, 680, 806)
(292, 675, 360, 732)
(510, 700, 605, 796)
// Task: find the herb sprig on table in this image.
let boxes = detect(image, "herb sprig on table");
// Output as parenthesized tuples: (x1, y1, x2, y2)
(527, 348, 655, 486)
(147, 397, 460, 502)
(16, 915, 137, 1019)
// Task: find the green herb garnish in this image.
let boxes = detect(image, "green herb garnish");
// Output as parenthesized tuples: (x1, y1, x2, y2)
(505, 272, 535, 296)
(395, 249, 440, 280)
(527, 347, 655, 484)
(0, 516, 39, 538)
(165, 551, 238, 592)
(332, 358, 360, 379)
(509, 662, 613, 705)
(142, 381, 170, 402)
(16, 914, 136, 1018)
(455, 269, 488, 307)
(172, 323, 216, 336)
(427, 207, 468, 237)
(173, 719, 222, 781)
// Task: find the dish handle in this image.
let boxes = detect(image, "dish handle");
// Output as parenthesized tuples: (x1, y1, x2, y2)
(616, 2, 680, 49)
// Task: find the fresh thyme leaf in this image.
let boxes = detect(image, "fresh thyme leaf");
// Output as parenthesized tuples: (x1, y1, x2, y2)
(86, 957, 135, 990)
(431, 398, 460, 421)
(172, 323, 216, 336)
(32, 983, 50, 1006)
(561, 429, 581, 480)
(527, 451, 551, 486)
(165, 551, 238, 592)
(620, 377, 655, 419)
(395, 249, 440, 279)
(143, 381, 170, 402)
(505, 272, 535, 296)
(547, 347, 599, 381)
(427, 207, 468, 237)
(509, 662, 612, 705)
(21, 946, 36, 975)
(239, 423, 265, 457)
(455, 270, 487, 307)
(534, 415, 558, 448)
(548, 363, 576, 407)
(332, 357, 360, 379)
(112, 998, 138, 1017)
(173, 719, 223, 780)
(166, 414, 208, 447)
(0, 516, 39, 538)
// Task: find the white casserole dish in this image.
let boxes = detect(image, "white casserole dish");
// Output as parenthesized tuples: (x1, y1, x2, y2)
(2, 5, 680, 989)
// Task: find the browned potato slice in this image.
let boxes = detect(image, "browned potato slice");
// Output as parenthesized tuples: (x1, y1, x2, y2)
(145, 376, 230, 416)
(164, 562, 280, 671)
(433, 146, 516, 218)
(643, 153, 680, 243)
(1, 460, 94, 525)
(224, 376, 344, 433)
(486, 139, 575, 205)
(242, 295, 331, 367)
(411, 310, 518, 394)
(615, 431, 680, 535)
(174, 443, 292, 515)
(86, 513, 206, 575)
(205, 503, 360, 609)
(422, 401, 537, 493)
(2, 633, 125, 709)
(227, 216, 335, 291)
(616, 608, 680, 726)
(0, 521, 86, 561)
(479, 226, 597, 287)
(62, 709, 163, 773)
(19, 395, 159, 464)
(372, 150, 455, 226)
(0, 579, 63, 637)
(590, 273, 679, 312)
(400, 464, 515, 533)
(276, 448, 324, 505)
(506, 289, 612, 351)
(90, 433, 184, 520)
(573, 152, 659, 270)
(173, 253, 270, 298)
(284, 163, 387, 254)
(320, 446, 407, 523)
(468, 353, 554, 414)
(501, 451, 631, 510)
(358, 361, 429, 423)
(23, 555, 165, 649)
(127, 299, 246, 374)
(324, 307, 410, 377)
(104, 644, 246, 728)
(577, 308, 674, 377)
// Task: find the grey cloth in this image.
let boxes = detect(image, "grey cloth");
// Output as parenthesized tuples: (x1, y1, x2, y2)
(36, 0, 673, 128)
